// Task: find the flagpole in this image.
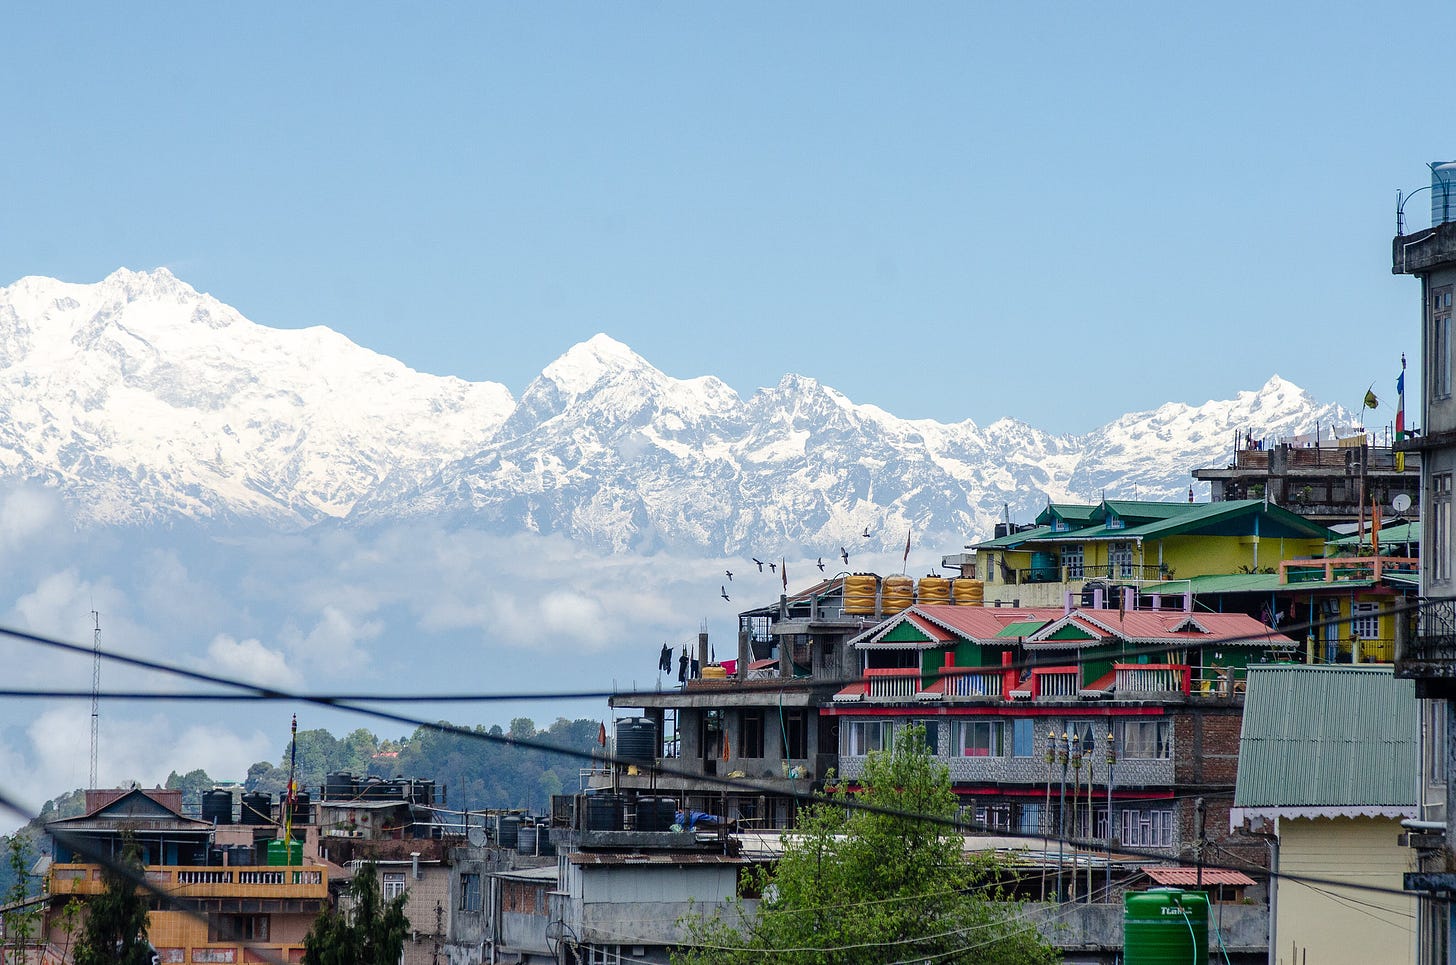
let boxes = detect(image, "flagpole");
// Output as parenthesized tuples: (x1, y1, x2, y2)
(284, 713, 297, 865)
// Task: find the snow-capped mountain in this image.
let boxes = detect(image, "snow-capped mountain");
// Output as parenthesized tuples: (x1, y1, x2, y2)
(0, 270, 1353, 549)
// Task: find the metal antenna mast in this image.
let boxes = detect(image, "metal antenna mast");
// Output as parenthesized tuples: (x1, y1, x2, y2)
(89, 610, 100, 788)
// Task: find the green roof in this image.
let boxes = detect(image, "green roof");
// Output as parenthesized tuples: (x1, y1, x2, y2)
(1096, 500, 1200, 524)
(995, 620, 1049, 638)
(1116, 499, 1333, 541)
(1035, 503, 1099, 527)
(1330, 521, 1421, 546)
(973, 524, 1054, 549)
(1142, 573, 1384, 595)
(1234, 666, 1416, 810)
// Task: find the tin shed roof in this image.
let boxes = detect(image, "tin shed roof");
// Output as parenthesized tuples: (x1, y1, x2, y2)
(1233, 665, 1416, 818)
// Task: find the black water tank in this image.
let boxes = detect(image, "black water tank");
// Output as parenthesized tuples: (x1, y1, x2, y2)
(324, 772, 355, 800)
(615, 718, 657, 765)
(634, 796, 677, 833)
(584, 794, 624, 832)
(496, 814, 521, 849)
(413, 780, 435, 806)
(232, 845, 253, 867)
(291, 791, 311, 825)
(517, 825, 539, 856)
(240, 793, 271, 825)
(202, 789, 233, 825)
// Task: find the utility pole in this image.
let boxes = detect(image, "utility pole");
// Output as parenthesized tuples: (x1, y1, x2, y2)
(89, 611, 100, 788)
(1195, 796, 1207, 889)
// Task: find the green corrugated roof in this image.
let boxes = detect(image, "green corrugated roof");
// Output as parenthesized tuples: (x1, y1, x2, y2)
(995, 620, 1048, 638)
(973, 524, 1054, 549)
(1097, 500, 1201, 523)
(1234, 666, 1416, 809)
(1330, 521, 1421, 546)
(1035, 503, 1099, 527)
(1142, 573, 1381, 595)
(1117, 499, 1333, 541)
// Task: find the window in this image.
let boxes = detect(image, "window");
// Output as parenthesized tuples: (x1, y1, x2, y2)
(1350, 602, 1380, 640)
(1435, 474, 1452, 584)
(974, 805, 1012, 831)
(1062, 544, 1084, 579)
(1017, 803, 1047, 835)
(460, 872, 481, 912)
(952, 720, 1005, 757)
(844, 720, 890, 756)
(1107, 516, 1125, 530)
(1117, 719, 1170, 759)
(701, 710, 723, 761)
(1427, 702, 1447, 785)
(1121, 808, 1175, 847)
(784, 709, 809, 759)
(209, 915, 268, 942)
(902, 719, 939, 754)
(1434, 285, 1453, 399)
(383, 872, 407, 901)
(1011, 719, 1036, 757)
(740, 711, 765, 759)
(156, 951, 185, 964)
(1109, 542, 1134, 578)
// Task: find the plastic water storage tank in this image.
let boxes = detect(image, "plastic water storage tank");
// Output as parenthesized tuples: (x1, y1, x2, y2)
(516, 825, 539, 855)
(916, 576, 951, 605)
(951, 579, 984, 606)
(584, 793, 625, 832)
(1123, 888, 1208, 965)
(881, 575, 914, 613)
(240, 793, 271, 825)
(615, 718, 658, 766)
(202, 789, 233, 825)
(1029, 551, 1057, 583)
(324, 772, 355, 800)
(842, 574, 879, 615)
(495, 815, 521, 849)
(634, 796, 677, 832)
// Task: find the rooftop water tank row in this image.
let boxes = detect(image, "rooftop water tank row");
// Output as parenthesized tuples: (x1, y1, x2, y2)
(842, 575, 986, 615)
(324, 773, 437, 804)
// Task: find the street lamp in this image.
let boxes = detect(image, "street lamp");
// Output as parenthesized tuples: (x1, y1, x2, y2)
(1106, 728, 1117, 899)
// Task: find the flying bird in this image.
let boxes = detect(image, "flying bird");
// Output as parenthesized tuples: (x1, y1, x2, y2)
(768, 561, 777, 573)
(862, 526, 872, 538)
(840, 546, 850, 565)
(752, 558, 764, 572)
(817, 557, 825, 572)
(725, 569, 733, 581)
(721, 586, 730, 601)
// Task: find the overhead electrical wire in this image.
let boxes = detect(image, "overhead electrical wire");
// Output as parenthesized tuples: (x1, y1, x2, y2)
(0, 601, 1446, 905)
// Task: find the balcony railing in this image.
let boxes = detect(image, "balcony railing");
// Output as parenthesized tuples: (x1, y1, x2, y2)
(1397, 597, 1456, 680)
(1116, 664, 1190, 696)
(866, 668, 921, 699)
(49, 863, 327, 899)
(1030, 668, 1079, 698)
(1010, 563, 1166, 585)
(943, 670, 1004, 698)
(1279, 556, 1418, 584)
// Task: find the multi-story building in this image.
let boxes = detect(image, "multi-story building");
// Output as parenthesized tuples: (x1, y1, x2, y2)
(41, 787, 329, 963)
(1392, 163, 1456, 965)
(829, 601, 1294, 893)
(968, 498, 1332, 607)
(1194, 432, 1419, 528)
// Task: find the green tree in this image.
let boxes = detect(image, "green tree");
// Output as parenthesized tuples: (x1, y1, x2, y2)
(675, 726, 1057, 965)
(302, 860, 408, 965)
(3, 833, 40, 964)
(73, 834, 151, 965)
(164, 768, 215, 809)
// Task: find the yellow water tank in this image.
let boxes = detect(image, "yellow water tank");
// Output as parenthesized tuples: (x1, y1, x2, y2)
(952, 579, 985, 606)
(882, 575, 915, 613)
(701, 665, 728, 679)
(917, 576, 951, 605)
(843, 574, 880, 615)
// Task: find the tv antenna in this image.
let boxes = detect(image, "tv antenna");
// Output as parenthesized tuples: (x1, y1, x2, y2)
(89, 611, 100, 788)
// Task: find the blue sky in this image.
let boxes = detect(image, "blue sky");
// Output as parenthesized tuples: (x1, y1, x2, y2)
(0, 3, 1441, 432)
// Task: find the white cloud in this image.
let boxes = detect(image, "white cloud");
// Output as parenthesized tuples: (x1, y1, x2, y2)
(0, 484, 62, 552)
(206, 634, 302, 690)
(281, 605, 381, 668)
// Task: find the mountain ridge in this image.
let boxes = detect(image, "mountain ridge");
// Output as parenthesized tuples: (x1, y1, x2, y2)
(0, 270, 1358, 551)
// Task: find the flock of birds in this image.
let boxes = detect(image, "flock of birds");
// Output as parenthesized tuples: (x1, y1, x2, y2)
(718, 526, 876, 602)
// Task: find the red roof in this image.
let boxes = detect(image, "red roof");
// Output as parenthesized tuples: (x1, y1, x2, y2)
(1141, 866, 1256, 887)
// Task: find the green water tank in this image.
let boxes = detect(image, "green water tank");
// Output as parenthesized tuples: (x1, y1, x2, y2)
(1124, 888, 1208, 965)
(265, 839, 304, 866)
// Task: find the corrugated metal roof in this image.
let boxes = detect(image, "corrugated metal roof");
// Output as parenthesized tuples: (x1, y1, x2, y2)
(1234, 666, 1417, 810)
(1331, 521, 1421, 546)
(1142, 867, 1256, 887)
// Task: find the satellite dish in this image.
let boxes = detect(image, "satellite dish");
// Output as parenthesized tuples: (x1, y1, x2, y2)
(467, 827, 488, 847)
(1393, 493, 1413, 514)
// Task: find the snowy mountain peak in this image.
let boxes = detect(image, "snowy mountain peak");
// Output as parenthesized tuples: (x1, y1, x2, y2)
(541, 333, 656, 396)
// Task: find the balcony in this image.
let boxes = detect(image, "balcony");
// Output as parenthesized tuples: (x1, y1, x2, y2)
(49, 863, 328, 900)
(1116, 664, 1191, 697)
(1280, 556, 1418, 584)
(1396, 598, 1456, 692)
(866, 668, 921, 699)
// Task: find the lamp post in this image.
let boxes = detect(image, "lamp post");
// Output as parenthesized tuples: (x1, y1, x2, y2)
(1056, 731, 1069, 901)
(1106, 727, 1117, 900)
(1069, 732, 1082, 902)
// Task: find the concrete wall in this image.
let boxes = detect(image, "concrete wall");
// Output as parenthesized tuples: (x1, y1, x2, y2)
(1030, 900, 1267, 960)
(1275, 817, 1416, 965)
